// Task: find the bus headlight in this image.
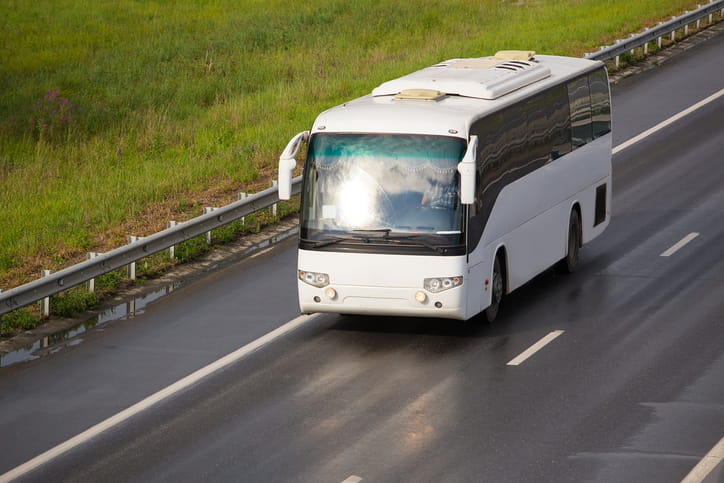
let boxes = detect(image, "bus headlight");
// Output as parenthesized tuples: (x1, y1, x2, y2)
(299, 270, 330, 288)
(424, 276, 463, 293)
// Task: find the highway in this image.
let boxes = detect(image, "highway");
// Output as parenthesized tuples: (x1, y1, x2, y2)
(1, 28, 724, 483)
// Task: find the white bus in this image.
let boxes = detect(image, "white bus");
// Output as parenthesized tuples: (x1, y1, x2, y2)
(278, 51, 611, 321)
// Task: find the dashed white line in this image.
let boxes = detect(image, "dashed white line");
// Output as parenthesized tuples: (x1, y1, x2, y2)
(0, 313, 319, 483)
(613, 87, 724, 155)
(660, 232, 699, 257)
(507, 330, 565, 366)
(681, 435, 724, 483)
(342, 476, 363, 483)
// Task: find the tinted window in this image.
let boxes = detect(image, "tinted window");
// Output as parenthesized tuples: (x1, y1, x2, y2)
(525, 85, 572, 162)
(467, 85, 572, 251)
(589, 68, 612, 138)
(567, 76, 593, 148)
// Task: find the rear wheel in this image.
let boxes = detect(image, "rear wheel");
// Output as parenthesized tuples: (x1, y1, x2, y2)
(562, 209, 581, 274)
(484, 255, 504, 323)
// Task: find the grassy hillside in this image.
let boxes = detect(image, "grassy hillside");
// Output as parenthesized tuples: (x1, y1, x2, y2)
(0, 0, 704, 287)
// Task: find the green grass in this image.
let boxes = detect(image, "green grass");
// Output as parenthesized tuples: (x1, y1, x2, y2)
(0, 0, 707, 284)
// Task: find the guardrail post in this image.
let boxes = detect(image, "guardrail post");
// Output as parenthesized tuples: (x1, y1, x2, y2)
(87, 252, 100, 292)
(41, 270, 51, 317)
(127, 236, 143, 280)
(167, 221, 178, 259)
(238, 193, 249, 226)
(271, 180, 278, 217)
(203, 207, 218, 244)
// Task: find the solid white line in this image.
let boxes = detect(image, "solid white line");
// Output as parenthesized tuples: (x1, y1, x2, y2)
(0, 313, 318, 483)
(660, 232, 699, 257)
(507, 330, 565, 366)
(613, 87, 724, 155)
(681, 435, 724, 483)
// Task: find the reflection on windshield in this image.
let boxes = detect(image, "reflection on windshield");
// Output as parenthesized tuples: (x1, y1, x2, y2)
(301, 134, 465, 240)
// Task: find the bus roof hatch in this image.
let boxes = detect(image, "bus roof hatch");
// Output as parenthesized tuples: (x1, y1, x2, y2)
(372, 51, 550, 100)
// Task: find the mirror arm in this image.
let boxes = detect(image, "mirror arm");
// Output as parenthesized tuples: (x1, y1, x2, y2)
(278, 131, 310, 200)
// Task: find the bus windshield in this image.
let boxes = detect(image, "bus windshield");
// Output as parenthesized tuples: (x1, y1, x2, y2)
(300, 133, 466, 245)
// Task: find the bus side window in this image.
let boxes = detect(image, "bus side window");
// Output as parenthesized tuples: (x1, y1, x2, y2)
(567, 76, 593, 148)
(588, 68, 612, 139)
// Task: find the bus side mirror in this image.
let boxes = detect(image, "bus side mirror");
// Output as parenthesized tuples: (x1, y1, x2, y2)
(278, 131, 310, 200)
(457, 135, 478, 205)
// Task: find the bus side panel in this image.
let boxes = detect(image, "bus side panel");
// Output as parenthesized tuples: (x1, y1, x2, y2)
(580, 135, 613, 244)
(479, 135, 611, 293)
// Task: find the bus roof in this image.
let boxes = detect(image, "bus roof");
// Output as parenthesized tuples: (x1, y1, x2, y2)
(311, 53, 604, 138)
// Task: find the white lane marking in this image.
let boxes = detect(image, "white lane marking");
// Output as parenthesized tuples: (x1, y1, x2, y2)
(0, 313, 319, 483)
(660, 232, 699, 257)
(507, 330, 565, 366)
(681, 435, 724, 483)
(342, 476, 363, 483)
(613, 87, 724, 155)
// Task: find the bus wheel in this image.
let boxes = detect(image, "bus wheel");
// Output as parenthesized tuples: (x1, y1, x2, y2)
(563, 209, 581, 274)
(484, 255, 504, 323)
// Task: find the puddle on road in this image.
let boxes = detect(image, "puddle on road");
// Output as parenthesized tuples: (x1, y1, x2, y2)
(0, 282, 182, 368)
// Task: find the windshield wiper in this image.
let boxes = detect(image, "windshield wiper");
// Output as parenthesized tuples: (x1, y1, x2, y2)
(302, 232, 381, 248)
(352, 228, 392, 237)
(303, 235, 354, 248)
(383, 233, 446, 253)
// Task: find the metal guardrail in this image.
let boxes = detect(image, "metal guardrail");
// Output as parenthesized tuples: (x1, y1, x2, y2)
(2, 2, 723, 320)
(0, 177, 303, 317)
(586, 0, 724, 62)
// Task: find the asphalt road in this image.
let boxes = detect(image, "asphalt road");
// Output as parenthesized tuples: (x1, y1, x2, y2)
(1, 27, 723, 483)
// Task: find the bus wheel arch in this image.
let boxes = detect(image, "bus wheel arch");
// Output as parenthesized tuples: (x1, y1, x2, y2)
(484, 247, 507, 323)
(562, 204, 582, 273)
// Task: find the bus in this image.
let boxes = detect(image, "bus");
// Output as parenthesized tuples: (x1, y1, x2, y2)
(278, 51, 612, 322)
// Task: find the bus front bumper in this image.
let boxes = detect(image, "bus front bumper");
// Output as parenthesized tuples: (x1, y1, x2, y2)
(298, 283, 467, 320)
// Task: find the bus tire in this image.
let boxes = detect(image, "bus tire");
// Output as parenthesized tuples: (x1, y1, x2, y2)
(562, 208, 581, 274)
(484, 254, 504, 323)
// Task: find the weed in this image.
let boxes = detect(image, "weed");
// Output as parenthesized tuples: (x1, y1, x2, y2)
(174, 235, 210, 264)
(213, 219, 245, 244)
(1, 309, 41, 334)
(135, 252, 172, 279)
(50, 290, 99, 318)
(95, 269, 126, 295)
(30, 89, 77, 143)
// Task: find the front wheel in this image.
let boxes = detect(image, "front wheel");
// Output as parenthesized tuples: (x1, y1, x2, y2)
(484, 255, 504, 323)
